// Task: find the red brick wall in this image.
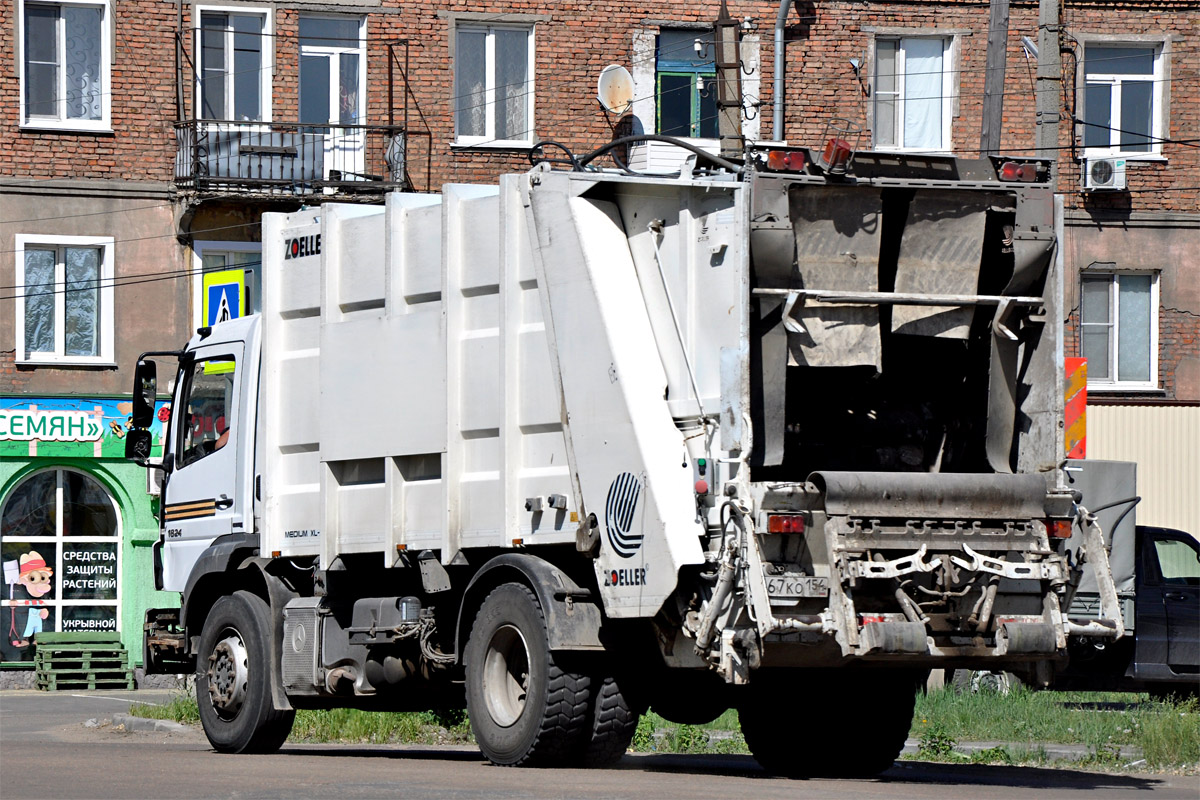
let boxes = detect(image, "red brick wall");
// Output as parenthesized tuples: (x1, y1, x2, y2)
(0, 0, 177, 181)
(3, 1, 1193, 200)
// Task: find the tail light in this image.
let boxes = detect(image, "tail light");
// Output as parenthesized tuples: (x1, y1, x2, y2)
(998, 161, 1040, 182)
(767, 514, 806, 533)
(1045, 519, 1073, 539)
(766, 149, 807, 172)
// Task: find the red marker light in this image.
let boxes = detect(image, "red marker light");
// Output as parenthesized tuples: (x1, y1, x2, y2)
(766, 150, 807, 172)
(1046, 519, 1073, 539)
(766, 514, 806, 533)
(999, 161, 1038, 182)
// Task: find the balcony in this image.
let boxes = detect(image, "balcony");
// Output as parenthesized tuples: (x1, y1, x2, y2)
(174, 120, 410, 197)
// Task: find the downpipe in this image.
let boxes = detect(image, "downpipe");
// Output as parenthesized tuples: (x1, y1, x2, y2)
(772, 0, 790, 141)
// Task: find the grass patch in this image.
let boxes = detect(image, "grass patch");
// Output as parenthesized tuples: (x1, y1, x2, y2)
(290, 708, 473, 745)
(128, 693, 472, 746)
(127, 686, 1198, 770)
(129, 693, 200, 725)
(911, 687, 1199, 771)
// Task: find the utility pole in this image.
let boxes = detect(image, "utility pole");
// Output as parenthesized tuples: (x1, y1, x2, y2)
(980, 0, 1010, 155)
(1035, 0, 1062, 189)
(714, 0, 744, 158)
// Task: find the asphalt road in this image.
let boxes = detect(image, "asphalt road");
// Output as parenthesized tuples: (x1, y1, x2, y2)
(2, 689, 1197, 800)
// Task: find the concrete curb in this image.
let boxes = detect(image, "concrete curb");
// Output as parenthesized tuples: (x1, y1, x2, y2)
(900, 737, 1144, 763)
(111, 713, 192, 735)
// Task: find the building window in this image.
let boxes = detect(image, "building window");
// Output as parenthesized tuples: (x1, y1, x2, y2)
(454, 24, 534, 146)
(873, 37, 952, 151)
(299, 16, 364, 128)
(1082, 44, 1163, 157)
(1080, 271, 1158, 390)
(197, 8, 270, 122)
(19, 0, 112, 130)
(1, 468, 121, 662)
(656, 30, 717, 139)
(15, 235, 115, 366)
(193, 243, 262, 328)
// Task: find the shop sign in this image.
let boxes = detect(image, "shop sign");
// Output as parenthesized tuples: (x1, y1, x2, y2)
(0, 397, 169, 459)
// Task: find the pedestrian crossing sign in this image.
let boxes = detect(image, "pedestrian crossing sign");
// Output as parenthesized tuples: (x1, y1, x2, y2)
(203, 269, 245, 327)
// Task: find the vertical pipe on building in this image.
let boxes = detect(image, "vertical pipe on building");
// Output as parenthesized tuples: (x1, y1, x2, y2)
(176, 0, 184, 121)
(772, 0, 791, 142)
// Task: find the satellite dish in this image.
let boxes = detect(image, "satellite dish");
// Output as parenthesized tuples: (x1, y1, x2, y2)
(597, 64, 634, 115)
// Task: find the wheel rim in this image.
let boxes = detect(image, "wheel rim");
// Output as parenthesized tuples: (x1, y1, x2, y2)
(207, 628, 250, 719)
(482, 624, 530, 728)
(973, 670, 1011, 694)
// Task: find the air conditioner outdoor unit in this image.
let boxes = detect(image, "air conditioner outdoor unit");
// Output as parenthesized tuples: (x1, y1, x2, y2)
(1084, 157, 1126, 191)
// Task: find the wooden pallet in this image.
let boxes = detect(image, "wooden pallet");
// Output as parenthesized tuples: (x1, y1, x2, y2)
(36, 670, 135, 691)
(33, 634, 134, 691)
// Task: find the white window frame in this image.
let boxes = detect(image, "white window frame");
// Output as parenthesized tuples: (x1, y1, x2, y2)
(17, 0, 113, 132)
(871, 35, 954, 154)
(1080, 270, 1160, 392)
(192, 241, 263, 329)
(194, 5, 274, 123)
(14, 234, 116, 366)
(1080, 41, 1165, 161)
(298, 14, 366, 125)
(453, 23, 536, 148)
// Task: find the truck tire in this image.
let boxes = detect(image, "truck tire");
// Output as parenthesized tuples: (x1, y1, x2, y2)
(577, 674, 642, 767)
(465, 583, 591, 766)
(951, 668, 1020, 695)
(739, 670, 917, 777)
(196, 590, 295, 754)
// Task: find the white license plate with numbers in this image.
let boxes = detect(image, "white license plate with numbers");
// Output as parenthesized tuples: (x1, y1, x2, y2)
(764, 571, 829, 599)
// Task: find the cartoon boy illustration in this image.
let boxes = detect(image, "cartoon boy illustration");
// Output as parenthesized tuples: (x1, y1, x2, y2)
(11, 551, 53, 648)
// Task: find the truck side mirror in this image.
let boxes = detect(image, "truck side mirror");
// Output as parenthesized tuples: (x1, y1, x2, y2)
(131, 359, 158, 429)
(125, 428, 154, 462)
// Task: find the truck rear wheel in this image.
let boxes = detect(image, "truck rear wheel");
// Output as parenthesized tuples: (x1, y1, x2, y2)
(196, 590, 295, 754)
(577, 673, 642, 767)
(465, 583, 591, 766)
(739, 670, 917, 777)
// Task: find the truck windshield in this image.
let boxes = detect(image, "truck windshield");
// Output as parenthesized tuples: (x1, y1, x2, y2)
(178, 357, 236, 468)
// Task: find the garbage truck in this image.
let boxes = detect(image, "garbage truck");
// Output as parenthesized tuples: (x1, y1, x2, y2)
(126, 142, 1124, 776)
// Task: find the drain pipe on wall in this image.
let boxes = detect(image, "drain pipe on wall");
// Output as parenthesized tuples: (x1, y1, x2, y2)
(772, 0, 791, 141)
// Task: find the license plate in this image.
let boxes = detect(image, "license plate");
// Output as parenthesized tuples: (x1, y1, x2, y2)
(764, 571, 829, 599)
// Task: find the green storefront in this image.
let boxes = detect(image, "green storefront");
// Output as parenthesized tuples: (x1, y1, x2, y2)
(1, 396, 172, 668)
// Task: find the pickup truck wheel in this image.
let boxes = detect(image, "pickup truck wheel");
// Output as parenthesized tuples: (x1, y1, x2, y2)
(577, 674, 642, 767)
(465, 583, 591, 766)
(196, 591, 295, 754)
(740, 670, 917, 777)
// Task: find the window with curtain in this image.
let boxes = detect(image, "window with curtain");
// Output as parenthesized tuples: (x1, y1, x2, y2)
(454, 24, 534, 145)
(873, 37, 952, 151)
(1080, 271, 1158, 389)
(1083, 44, 1163, 157)
(16, 236, 114, 364)
(21, 0, 111, 129)
(198, 10, 267, 122)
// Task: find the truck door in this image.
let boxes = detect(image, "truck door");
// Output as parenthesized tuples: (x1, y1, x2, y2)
(1147, 532, 1200, 674)
(160, 343, 245, 592)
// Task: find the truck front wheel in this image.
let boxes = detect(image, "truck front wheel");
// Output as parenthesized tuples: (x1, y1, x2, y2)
(196, 590, 295, 754)
(465, 583, 591, 766)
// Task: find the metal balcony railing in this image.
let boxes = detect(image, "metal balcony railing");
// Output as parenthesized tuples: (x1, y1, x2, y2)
(174, 120, 409, 195)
